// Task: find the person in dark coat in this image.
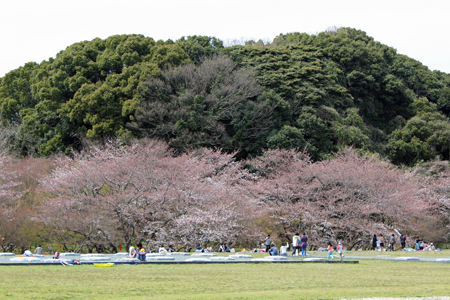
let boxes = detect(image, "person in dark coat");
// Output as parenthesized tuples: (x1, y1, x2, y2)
(400, 234, 406, 249)
(300, 233, 308, 257)
(372, 234, 377, 250)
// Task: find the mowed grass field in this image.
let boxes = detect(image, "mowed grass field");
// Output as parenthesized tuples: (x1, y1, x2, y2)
(1, 259, 450, 299)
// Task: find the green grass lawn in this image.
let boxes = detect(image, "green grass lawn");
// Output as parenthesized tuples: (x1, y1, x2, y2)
(312, 248, 450, 259)
(1, 259, 450, 299)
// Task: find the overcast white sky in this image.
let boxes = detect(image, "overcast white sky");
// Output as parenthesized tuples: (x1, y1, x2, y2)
(1, 0, 449, 78)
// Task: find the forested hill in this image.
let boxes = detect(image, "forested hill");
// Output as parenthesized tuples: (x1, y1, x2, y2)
(1, 27, 450, 165)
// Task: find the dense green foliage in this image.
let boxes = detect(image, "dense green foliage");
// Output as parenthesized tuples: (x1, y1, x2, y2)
(1, 28, 450, 164)
(387, 97, 450, 165)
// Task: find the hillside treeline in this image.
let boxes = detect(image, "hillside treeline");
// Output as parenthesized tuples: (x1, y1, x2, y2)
(1, 28, 450, 165)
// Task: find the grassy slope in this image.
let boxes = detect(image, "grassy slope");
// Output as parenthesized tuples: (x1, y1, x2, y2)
(1, 259, 450, 299)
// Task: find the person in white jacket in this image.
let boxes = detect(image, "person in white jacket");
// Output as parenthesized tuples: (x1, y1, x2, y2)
(279, 243, 289, 256)
(129, 246, 136, 258)
(337, 241, 344, 261)
(159, 245, 168, 254)
(292, 233, 300, 256)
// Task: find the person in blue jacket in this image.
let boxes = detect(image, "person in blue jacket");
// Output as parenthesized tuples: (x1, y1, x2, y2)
(194, 243, 205, 253)
(269, 244, 279, 256)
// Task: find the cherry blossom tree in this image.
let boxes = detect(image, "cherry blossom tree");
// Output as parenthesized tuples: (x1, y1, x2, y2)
(413, 164, 450, 244)
(0, 153, 26, 251)
(245, 148, 431, 249)
(40, 140, 257, 252)
(0, 153, 21, 204)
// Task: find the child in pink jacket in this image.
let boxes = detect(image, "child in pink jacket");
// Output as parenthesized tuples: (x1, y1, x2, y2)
(327, 242, 334, 260)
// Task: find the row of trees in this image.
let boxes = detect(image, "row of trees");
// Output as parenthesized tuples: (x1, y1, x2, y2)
(1, 141, 449, 252)
(1, 29, 450, 165)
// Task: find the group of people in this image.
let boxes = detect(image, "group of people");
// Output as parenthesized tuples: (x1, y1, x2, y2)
(22, 245, 44, 257)
(159, 245, 175, 253)
(372, 233, 406, 251)
(260, 233, 307, 257)
(262, 233, 344, 261)
(217, 243, 231, 252)
(414, 238, 435, 251)
(128, 242, 233, 257)
(194, 243, 227, 253)
(194, 244, 206, 252)
(259, 235, 288, 256)
(20, 235, 348, 262)
(259, 233, 308, 256)
(326, 241, 344, 261)
(292, 233, 308, 257)
(267, 242, 291, 256)
(128, 243, 147, 261)
(22, 245, 64, 259)
(371, 233, 438, 252)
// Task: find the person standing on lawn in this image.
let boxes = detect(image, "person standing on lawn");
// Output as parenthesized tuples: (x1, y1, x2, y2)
(389, 234, 396, 251)
(337, 241, 344, 261)
(379, 234, 385, 251)
(264, 235, 271, 253)
(400, 234, 406, 249)
(327, 242, 334, 260)
(292, 233, 300, 256)
(300, 233, 308, 257)
(372, 234, 377, 251)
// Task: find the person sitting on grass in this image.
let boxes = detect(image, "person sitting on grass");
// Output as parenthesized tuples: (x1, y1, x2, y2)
(23, 249, 33, 257)
(260, 242, 267, 253)
(279, 243, 289, 256)
(415, 238, 421, 251)
(429, 243, 435, 251)
(34, 245, 43, 255)
(159, 245, 168, 254)
(269, 244, 279, 256)
(129, 246, 136, 258)
(194, 243, 204, 253)
(419, 240, 424, 251)
(136, 243, 147, 261)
